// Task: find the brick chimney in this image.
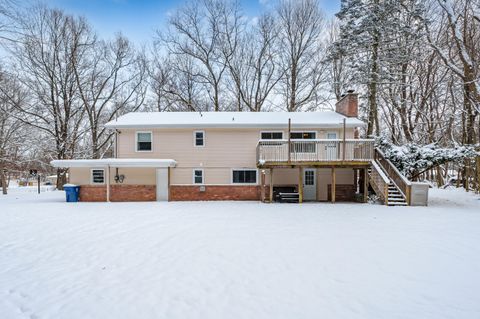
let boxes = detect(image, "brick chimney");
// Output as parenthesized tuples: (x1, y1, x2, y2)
(335, 90, 358, 117)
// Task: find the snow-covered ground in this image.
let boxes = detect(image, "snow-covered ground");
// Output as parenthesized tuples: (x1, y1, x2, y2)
(0, 188, 479, 319)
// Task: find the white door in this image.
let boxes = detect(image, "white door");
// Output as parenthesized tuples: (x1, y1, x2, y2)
(303, 168, 316, 201)
(326, 132, 338, 160)
(156, 168, 169, 201)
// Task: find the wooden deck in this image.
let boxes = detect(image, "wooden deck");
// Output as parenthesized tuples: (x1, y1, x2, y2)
(256, 139, 375, 168)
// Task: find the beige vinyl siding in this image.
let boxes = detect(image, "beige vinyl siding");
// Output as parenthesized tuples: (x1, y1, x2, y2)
(116, 127, 356, 185)
(69, 167, 156, 185)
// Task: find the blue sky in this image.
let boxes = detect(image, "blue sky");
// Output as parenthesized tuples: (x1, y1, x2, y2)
(44, 0, 341, 44)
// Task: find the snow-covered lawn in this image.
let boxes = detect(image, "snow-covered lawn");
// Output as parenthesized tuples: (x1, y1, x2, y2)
(0, 188, 479, 319)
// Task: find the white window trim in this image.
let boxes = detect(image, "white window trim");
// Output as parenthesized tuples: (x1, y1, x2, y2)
(259, 130, 284, 140)
(231, 168, 258, 185)
(90, 168, 105, 185)
(193, 168, 204, 184)
(194, 130, 205, 147)
(290, 131, 317, 140)
(135, 131, 153, 152)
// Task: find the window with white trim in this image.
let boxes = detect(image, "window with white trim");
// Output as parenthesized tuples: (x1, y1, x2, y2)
(232, 169, 257, 184)
(91, 169, 105, 184)
(193, 169, 204, 184)
(194, 131, 205, 147)
(261, 131, 283, 140)
(136, 132, 152, 151)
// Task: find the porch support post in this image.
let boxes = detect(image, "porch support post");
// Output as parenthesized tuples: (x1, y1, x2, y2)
(331, 167, 336, 203)
(298, 167, 303, 203)
(261, 170, 266, 202)
(269, 168, 274, 203)
(363, 167, 368, 203)
(287, 118, 291, 164)
(106, 165, 110, 202)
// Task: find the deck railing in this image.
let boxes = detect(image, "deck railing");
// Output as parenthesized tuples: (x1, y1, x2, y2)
(256, 139, 375, 164)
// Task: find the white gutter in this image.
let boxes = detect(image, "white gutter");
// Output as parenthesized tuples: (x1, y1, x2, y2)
(104, 123, 367, 130)
(51, 158, 177, 168)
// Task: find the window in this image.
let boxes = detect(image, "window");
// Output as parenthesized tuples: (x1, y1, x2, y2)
(290, 132, 316, 153)
(136, 132, 152, 151)
(261, 131, 283, 140)
(232, 169, 257, 184)
(305, 170, 315, 185)
(290, 132, 316, 139)
(194, 131, 205, 147)
(193, 169, 204, 184)
(91, 169, 105, 184)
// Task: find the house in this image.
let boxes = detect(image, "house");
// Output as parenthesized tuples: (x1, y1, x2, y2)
(51, 92, 428, 205)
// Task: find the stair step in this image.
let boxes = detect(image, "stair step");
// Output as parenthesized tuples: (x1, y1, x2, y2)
(388, 202, 408, 206)
(388, 198, 406, 202)
(388, 195, 403, 199)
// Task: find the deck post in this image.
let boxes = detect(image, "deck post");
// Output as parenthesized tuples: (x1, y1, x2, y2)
(261, 170, 266, 202)
(331, 167, 336, 203)
(363, 168, 368, 203)
(269, 168, 274, 203)
(106, 165, 110, 202)
(287, 118, 291, 164)
(298, 167, 303, 203)
(342, 118, 346, 161)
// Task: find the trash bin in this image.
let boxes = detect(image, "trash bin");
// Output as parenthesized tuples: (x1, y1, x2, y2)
(63, 184, 80, 202)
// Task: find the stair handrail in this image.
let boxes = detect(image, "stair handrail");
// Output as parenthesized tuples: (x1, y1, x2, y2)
(375, 148, 412, 204)
(371, 160, 390, 184)
(370, 160, 391, 204)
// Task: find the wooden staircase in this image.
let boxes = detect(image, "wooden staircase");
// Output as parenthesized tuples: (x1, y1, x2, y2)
(369, 149, 412, 206)
(386, 184, 407, 206)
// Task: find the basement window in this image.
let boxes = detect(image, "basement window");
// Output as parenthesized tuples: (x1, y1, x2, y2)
(232, 169, 257, 184)
(193, 169, 204, 184)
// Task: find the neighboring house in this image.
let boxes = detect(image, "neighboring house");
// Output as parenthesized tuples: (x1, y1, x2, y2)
(51, 92, 428, 205)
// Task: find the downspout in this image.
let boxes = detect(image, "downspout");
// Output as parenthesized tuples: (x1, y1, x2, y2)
(106, 165, 110, 202)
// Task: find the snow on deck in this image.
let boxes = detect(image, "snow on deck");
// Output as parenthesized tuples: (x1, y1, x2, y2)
(104, 111, 366, 129)
(0, 188, 479, 319)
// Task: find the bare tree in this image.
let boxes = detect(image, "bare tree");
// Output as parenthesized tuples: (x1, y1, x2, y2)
(0, 68, 25, 194)
(227, 13, 283, 111)
(10, 6, 89, 189)
(150, 52, 206, 112)
(159, 0, 242, 111)
(426, 0, 479, 144)
(73, 34, 148, 158)
(276, 0, 327, 112)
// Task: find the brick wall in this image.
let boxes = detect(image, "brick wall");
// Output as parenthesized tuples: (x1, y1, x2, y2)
(110, 185, 156, 202)
(79, 185, 156, 202)
(170, 185, 261, 201)
(79, 185, 107, 202)
(327, 184, 356, 202)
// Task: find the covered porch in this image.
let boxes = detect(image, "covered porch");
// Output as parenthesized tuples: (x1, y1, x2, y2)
(50, 158, 176, 202)
(259, 164, 370, 204)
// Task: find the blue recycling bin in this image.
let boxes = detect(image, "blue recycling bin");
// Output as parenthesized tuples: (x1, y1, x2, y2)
(64, 185, 80, 202)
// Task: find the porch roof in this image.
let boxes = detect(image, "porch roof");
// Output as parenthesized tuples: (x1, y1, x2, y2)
(50, 158, 176, 168)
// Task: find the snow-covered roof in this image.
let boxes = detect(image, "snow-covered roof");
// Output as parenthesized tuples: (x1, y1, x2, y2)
(105, 111, 366, 129)
(50, 158, 176, 168)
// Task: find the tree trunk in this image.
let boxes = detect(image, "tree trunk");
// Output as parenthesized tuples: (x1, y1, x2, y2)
(0, 164, 7, 195)
(367, 36, 379, 136)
